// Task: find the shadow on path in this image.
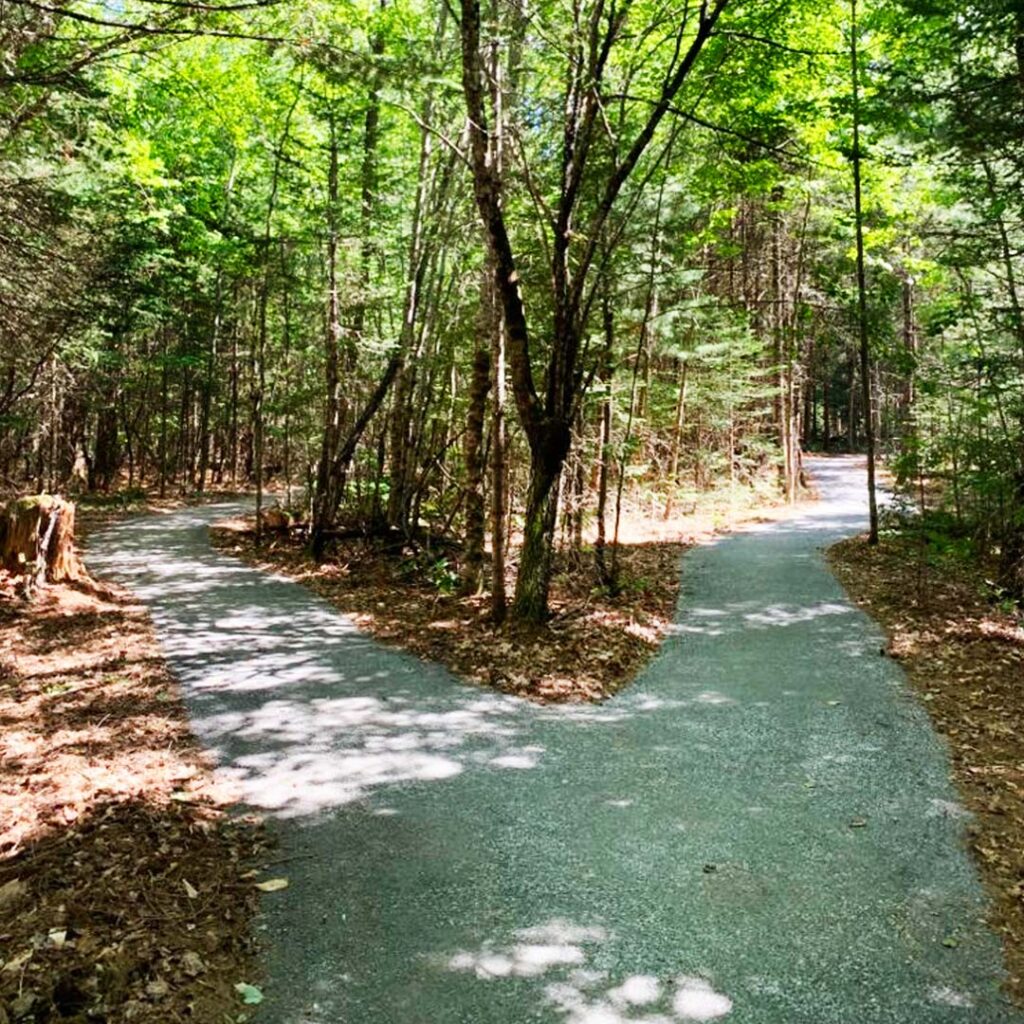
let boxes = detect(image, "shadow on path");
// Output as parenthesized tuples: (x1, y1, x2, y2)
(86, 457, 1021, 1024)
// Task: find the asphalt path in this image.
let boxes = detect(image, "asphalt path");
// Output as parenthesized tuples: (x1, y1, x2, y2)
(87, 456, 1020, 1023)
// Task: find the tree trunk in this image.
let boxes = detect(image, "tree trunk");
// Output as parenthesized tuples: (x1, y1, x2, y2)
(313, 115, 343, 547)
(593, 284, 615, 580)
(489, 274, 508, 624)
(1, 495, 87, 592)
(851, 0, 879, 543)
(664, 359, 688, 519)
(461, 333, 491, 594)
(513, 460, 562, 622)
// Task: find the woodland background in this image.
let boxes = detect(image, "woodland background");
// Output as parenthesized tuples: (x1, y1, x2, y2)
(2, 0, 1023, 620)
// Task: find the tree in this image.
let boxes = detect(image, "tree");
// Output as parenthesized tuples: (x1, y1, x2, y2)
(460, 0, 730, 621)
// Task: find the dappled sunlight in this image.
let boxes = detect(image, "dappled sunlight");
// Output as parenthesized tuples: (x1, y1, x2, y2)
(77, 458, 1012, 1022)
(743, 602, 851, 627)
(484, 747, 545, 769)
(446, 920, 733, 1023)
(447, 920, 607, 980)
(171, 687, 536, 817)
(928, 986, 974, 1009)
(928, 798, 972, 821)
(673, 600, 854, 638)
(87, 499, 761, 818)
(85, 505, 548, 817)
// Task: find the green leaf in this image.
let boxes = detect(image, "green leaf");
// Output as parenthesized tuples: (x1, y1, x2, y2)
(235, 983, 264, 1005)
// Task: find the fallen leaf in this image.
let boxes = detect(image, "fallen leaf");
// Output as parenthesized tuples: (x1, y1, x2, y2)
(254, 878, 288, 893)
(181, 951, 205, 977)
(146, 978, 169, 1000)
(235, 982, 264, 1005)
(2, 949, 31, 974)
(0, 878, 27, 910)
(182, 878, 199, 899)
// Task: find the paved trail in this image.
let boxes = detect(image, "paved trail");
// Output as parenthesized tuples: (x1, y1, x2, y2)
(88, 458, 1020, 1023)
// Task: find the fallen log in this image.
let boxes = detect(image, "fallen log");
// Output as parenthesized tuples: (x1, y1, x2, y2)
(1, 495, 89, 591)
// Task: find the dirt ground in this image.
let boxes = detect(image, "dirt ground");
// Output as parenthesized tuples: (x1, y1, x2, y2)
(829, 535, 1024, 1002)
(212, 528, 687, 703)
(0, 572, 269, 1023)
(210, 492, 806, 704)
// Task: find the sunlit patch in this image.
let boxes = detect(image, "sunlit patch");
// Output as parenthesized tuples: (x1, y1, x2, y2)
(694, 691, 735, 706)
(835, 637, 874, 658)
(608, 974, 660, 1006)
(927, 798, 972, 820)
(743, 602, 851, 628)
(448, 919, 606, 981)
(489, 752, 541, 769)
(672, 976, 733, 1020)
(927, 986, 974, 1008)
(569, 969, 609, 989)
(671, 624, 725, 637)
(634, 697, 666, 711)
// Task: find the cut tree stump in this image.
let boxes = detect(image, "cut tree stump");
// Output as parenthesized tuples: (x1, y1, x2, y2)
(0, 495, 89, 592)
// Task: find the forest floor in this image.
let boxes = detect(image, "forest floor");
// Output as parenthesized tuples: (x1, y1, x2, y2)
(74, 488, 247, 538)
(829, 535, 1024, 1002)
(88, 454, 1016, 1021)
(210, 488, 801, 703)
(0, 571, 269, 1023)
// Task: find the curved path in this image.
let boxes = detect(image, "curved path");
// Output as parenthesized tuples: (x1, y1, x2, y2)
(87, 458, 1020, 1023)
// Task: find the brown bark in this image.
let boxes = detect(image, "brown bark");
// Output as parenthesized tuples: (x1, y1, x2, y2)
(664, 359, 688, 519)
(461, 330, 491, 595)
(594, 291, 614, 582)
(489, 274, 508, 624)
(459, 0, 727, 620)
(851, 0, 879, 543)
(1, 495, 87, 592)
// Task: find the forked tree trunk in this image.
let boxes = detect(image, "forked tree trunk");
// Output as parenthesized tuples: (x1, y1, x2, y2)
(1, 495, 88, 590)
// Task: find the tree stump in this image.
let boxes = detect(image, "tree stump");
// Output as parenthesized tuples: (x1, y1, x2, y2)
(0, 495, 89, 592)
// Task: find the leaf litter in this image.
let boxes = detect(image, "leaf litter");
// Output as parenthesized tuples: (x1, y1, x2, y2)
(830, 534, 1024, 1003)
(0, 570, 270, 1022)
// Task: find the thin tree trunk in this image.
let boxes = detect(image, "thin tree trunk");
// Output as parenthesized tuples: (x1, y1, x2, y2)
(594, 287, 614, 582)
(489, 270, 508, 623)
(664, 359, 688, 519)
(461, 316, 491, 594)
(851, 0, 879, 543)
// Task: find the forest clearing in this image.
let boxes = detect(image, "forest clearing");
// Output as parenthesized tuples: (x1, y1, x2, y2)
(2, 0, 1024, 1020)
